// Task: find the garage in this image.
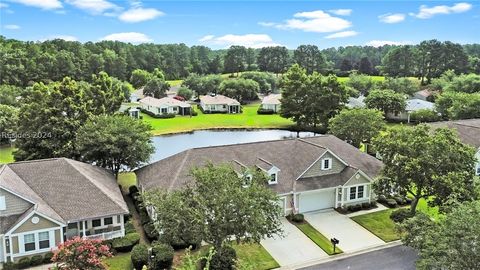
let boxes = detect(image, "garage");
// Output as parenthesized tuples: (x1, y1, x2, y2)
(298, 188, 335, 213)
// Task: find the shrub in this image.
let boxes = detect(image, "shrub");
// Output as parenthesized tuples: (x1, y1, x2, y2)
(149, 242, 174, 270)
(30, 255, 43, 266)
(129, 185, 139, 197)
(139, 209, 150, 225)
(209, 246, 237, 270)
(370, 201, 377, 208)
(257, 108, 275, 115)
(144, 222, 159, 242)
(131, 244, 149, 270)
(125, 220, 136, 234)
(17, 257, 30, 269)
(405, 196, 413, 204)
(191, 110, 198, 116)
(361, 202, 371, 209)
(2, 262, 17, 270)
(386, 198, 398, 208)
(291, 213, 304, 223)
(393, 196, 406, 205)
(43, 251, 54, 264)
(410, 109, 441, 123)
(112, 232, 140, 252)
(377, 194, 388, 204)
(347, 204, 362, 212)
(390, 208, 414, 223)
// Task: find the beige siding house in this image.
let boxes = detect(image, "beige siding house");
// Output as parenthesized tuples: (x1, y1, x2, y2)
(135, 136, 383, 216)
(140, 96, 191, 116)
(260, 94, 281, 113)
(0, 158, 129, 263)
(199, 94, 240, 114)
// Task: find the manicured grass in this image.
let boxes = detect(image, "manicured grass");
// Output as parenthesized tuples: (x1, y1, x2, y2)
(0, 146, 15, 164)
(167, 79, 183, 87)
(143, 103, 294, 135)
(416, 198, 442, 221)
(336, 75, 386, 83)
(117, 172, 137, 193)
(351, 209, 400, 242)
(103, 252, 133, 270)
(294, 222, 343, 255)
(233, 243, 279, 270)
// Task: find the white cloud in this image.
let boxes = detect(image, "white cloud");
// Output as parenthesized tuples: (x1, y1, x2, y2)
(328, 9, 352, 16)
(379, 13, 406, 23)
(199, 34, 282, 48)
(325, 30, 358, 39)
(365, 40, 412, 47)
(65, 0, 119, 15)
(118, 7, 164, 22)
(101, 32, 153, 44)
(9, 0, 62, 9)
(4, 24, 21, 30)
(410, 2, 472, 19)
(258, 22, 276, 27)
(264, 10, 352, 33)
(43, 35, 78, 41)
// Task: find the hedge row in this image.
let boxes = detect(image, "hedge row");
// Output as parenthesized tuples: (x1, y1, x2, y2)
(2, 252, 53, 270)
(377, 195, 412, 208)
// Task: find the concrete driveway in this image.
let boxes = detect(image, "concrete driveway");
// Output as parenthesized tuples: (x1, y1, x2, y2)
(261, 218, 328, 267)
(305, 210, 384, 253)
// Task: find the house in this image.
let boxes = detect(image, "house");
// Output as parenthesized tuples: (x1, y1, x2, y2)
(130, 88, 145, 103)
(140, 96, 191, 116)
(413, 89, 435, 101)
(429, 119, 480, 176)
(135, 135, 383, 216)
(261, 94, 281, 113)
(346, 95, 366, 109)
(199, 94, 241, 114)
(118, 105, 140, 119)
(0, 158, 129, 263)
(387, 98, 435, 123)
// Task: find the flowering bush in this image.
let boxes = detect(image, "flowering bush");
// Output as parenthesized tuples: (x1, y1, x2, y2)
(52, 237, 112, 270)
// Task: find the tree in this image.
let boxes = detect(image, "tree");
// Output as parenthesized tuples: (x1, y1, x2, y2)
(177, 87, 193, 101)
(346, 73, 375, 96)
(224, 45, 247, 75)
(358, 57, 373, 75)
(143, 77, 170, 98)
(52, 237, 112, 270)
(0, 105, 18, 145)
(381, 77, 420, 96)
(373, 125, 477, 214)
(75, 115, 154, 176)
(219, 78, 259, 104)
(143, 163, 283, 255)
(400, 201, 480, 270)
(280, 64, 349, 129)
(435, 91, 480, 120)
(293, 45, 326, 74)
(257, 46, 290, 74)
(86, 72, 125, 115)
(380, 45, 417, 77)
(329, 108, 385, 148)
(130, 69, 152, 88)
(0, 85, 24, 106)
(240, 71, 277, 94)
(365, 89, 406, 115)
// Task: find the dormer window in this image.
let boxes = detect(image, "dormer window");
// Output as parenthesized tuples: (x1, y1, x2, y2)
(321, 158, 332, 170)
(268, 173, 278, 185)
(243, 173, 253, 187)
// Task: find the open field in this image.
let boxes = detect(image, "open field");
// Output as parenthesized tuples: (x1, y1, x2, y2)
(0, 146, 15, 164)
(143, 103, 294, 135)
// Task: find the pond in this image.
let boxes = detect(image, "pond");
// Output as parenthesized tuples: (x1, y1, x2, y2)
(150, 129, 316, 162)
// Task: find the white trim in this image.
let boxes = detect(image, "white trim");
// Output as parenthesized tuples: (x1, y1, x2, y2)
(295, 149, 348, 180)
(344, 170, 374, 185)
(321, 158, 332, 170)
(12, 228, 59, 258)
(298, 186, 337, 195)
(5, 210, 64, 236)
(346, 184, 368, 202)
(0, 187, 36, 206)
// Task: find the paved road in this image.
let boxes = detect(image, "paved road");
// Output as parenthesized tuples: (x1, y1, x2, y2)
(299, 245, 417, 270)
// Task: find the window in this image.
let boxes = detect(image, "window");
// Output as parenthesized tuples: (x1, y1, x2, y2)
(321, 158, 332, 170)
(349, 187, 357, 200)
(92, 219, 101, 227)
(104, 217, 113, 225)
(161, 108, 167, 114)
(476, 166, 480, 176)
(0, 196, 5, 211)
(357, 186, 364, 199)
(38, 232, 50, 249)
(269, 173, 277, 184)
(24, 234, 35, 252)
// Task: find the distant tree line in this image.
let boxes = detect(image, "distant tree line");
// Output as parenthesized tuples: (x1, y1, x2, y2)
(1, 36, 478, 87)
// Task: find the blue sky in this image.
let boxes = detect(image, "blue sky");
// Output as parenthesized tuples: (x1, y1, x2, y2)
(0, 0, 478, 48)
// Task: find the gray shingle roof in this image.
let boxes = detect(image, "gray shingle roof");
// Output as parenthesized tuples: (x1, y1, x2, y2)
(429, 119, 480, 149)
(135, 135, 382, 194)
(200, 94, 240, 105)
(0, 158, 129, 225)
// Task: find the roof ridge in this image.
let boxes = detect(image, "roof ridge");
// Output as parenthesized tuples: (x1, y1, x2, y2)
(232, 159, 248, 168)
(257, 157, 273, 166)
(297, 138, 328, 149)
(6, 157, 60, 165)
(190, 136, 307, 151)
(169, 150, 191, 191)
(64, 159, 128, 213)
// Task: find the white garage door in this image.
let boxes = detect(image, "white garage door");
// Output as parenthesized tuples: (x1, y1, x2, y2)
(299, 189, 335, 213)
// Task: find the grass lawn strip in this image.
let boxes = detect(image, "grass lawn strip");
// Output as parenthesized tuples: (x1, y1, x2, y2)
(233, 243, 280, 270)
(0, 146, 15, 164)
(350, 209, 400, 242)
(117, 172, 137, 193)
(294, 221, 343, 255)
(103, 252, 133, 270)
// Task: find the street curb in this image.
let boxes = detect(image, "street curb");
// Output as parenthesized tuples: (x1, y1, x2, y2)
(277, 240, 403, 270)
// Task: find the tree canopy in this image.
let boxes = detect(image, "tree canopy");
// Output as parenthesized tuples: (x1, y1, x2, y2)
(218, 78, 259, 104)
(365, 89, 406, 115)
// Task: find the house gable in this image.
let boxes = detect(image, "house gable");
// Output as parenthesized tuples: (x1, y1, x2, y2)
(300, 151, 347, 179)
(344, 171, 371, 186)
(12, 214, 61, 234)
(0, 188, 33, 217)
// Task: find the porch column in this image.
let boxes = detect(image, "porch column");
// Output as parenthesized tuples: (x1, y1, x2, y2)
(341, 187, 345, 207)
(83, 221, 87, 238)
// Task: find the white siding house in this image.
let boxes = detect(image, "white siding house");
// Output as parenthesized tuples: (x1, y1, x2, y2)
(140, 96, 191, 116)
(387, 98, 435, 123)
(199, 94, 240, 114)
(261, 94, 281, 113)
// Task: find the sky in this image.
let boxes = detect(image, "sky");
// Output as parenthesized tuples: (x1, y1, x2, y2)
(0, 0, 479, 49)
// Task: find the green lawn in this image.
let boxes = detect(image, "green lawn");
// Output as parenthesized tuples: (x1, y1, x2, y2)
(0, 146, 15, 164)
(416, 198, 442, 221)
(233, 243, 280, 270)
(103, 253, 133, 270)
(117, 172, 137, 193)
(351, 209, 400, 242)
(143, 103, 294, 135)
(295, 222, 343, 255)
(166, 79, 183, 87)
